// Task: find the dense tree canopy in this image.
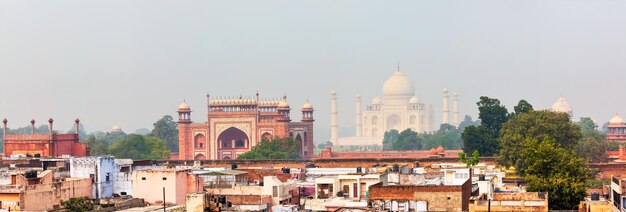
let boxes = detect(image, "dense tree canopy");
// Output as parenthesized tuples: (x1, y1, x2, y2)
(512, 99, 534, 116)
(107, 134, 170, 160)
(382, 125, 463, 151)
(237, 137, 301, 160)
(462, 96, 509, 156)
(498, 110, 582, 173)
(498, 110, 588, 210)
(383, 129, 422, 150)
(149, 115, 179, 152)
(458, 115, 480, 131)
(576, 117, 608, 163)
(423, 124, 463, 150)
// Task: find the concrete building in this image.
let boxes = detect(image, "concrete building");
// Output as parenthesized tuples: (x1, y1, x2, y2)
(70, 156, 117, 199)
(314, 174, 383, 200)
(0, 169, 92, 211)
(205, 175, 297, 206)
(579, 196, 612, 212)
(132, 169, 203, 205)
(469, 192, 548, 212)
(114, 159, 133, 196)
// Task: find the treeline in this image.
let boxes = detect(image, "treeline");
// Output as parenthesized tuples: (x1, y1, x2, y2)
(382, 116, 480, 151)
(461, 96, 606, 210)
(87, 115, 179, 160)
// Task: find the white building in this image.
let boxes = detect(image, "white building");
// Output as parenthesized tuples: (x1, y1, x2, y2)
(331, 69, 459, 146)
(551, 96, 574, 118)
(70, 156, 117, 199)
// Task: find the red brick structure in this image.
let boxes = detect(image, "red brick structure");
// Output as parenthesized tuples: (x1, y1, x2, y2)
(2, 118, 89, 157)
(368, 179, 472, 211)
(176, 94, 314, 160)
(319, 146, 462, 159)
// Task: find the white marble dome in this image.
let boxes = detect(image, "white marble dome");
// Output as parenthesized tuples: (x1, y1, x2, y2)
(383, 71, 415, 97)
(178, 102, 190, 110)
(610, 115, 624, 124)
(371, 96, 382, 105)
(409, 96, 419, 104)
(111, 124, 122, 133)
(551, 97, 573, 114)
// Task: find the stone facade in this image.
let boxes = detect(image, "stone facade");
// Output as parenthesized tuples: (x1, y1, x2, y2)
(2, 118, 89, 157)
(368, 178, 472, 211)
(176, 94, 314, 160)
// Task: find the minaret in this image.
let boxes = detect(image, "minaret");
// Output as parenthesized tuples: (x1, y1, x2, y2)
(443, 88, 450, 125)
(453, 93, 459, 127)
(355, 94, 362, 137)
(30, 119, 35, 134)
(330, 90, 338, 144)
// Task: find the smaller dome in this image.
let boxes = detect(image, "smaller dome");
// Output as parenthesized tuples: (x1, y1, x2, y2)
(436, 146, 445, 154)
(409, 96, 419, 104)
(302, 102, 313, 109)
(278, 100, 290, 108)
(551, 97, 573, 114)
(111, 124, 122, 133)
(178, 102, 190, 110)
(610, 115, 624, 124)
(372, 96, 382, 105)
(428, 148, 437, 155)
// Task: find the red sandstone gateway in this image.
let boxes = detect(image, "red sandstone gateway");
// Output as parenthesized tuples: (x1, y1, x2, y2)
(175, 93, 314, 160)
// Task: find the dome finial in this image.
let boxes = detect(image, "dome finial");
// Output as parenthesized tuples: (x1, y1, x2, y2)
(396, 60, 400, 72)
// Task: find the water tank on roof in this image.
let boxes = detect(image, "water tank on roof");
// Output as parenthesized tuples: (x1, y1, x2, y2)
(357, 167, 362, 173)
(392, 164, 399, 172)
(591, 192, 600, 201)
(231, 164, 237, 170)
(282, 167, 290, 174)
(479, 174, 486, 181)
(24, 170, 37, 179)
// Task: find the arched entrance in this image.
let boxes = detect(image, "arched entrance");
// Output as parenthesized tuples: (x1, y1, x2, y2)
(217, 127, 249, 150)
(217, 127, 249, 160)
(261, 132, 272, 141)
(194, 154, 206, 160)
(387, 114, 401, 131)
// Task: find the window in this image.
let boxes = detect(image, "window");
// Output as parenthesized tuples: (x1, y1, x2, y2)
(141, 177, 146, 180)
(235, 140, 245, 148)
(105, 173, 110, 182)
(162, 177, 167, 180)
(273, 186, 278, 197)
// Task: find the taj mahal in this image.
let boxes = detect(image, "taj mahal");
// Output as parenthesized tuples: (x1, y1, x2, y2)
(330, 68, 460, 147)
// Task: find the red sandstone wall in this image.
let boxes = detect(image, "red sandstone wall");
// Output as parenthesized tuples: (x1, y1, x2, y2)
(22, 178, 92, 211)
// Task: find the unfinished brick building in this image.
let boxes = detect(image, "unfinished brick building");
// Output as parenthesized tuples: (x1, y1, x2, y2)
(2, 118, 89, 157)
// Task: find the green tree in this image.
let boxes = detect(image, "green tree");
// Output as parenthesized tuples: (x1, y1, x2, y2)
(522, 138, 588, 210)
(577, 117, 597, 134)
(461, 97, 509, 156)
(477, 96, 508, 133)
(423, 124, 463, 150)
(238, 137, 301, 159)
(382, 129, 422, 150)
(149, 115, 179, 152)
(512, 99, 534, 116)
(458, 115, 480, 131)
(576, 117, 607, 163)
(459, 150, 480, 167)
(61, 197, 94, 212)
(108, 134, 170, 160)
(498, 110, 582, 174)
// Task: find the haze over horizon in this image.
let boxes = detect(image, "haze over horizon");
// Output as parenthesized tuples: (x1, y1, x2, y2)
(1, 1, 625, 142)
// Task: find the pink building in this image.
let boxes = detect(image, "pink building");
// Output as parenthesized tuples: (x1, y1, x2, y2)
(132, 169, 203, 205)
(608, 115, 626, 143)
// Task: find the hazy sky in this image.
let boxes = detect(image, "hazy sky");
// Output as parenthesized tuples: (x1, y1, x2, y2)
(1, 1, 625, 141)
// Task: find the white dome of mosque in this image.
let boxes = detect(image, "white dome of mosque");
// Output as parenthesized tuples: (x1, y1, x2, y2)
(551, 97, 573, 114)
(383, 71, 415, 97)
(111, 124, 123, 133)
(302, 102, 313, 109)
(277, 100, 290, 108)
(610, 115, 624, 124)
(409, 96, 419, 104)
(372, 96, 382, 105)
(178, 102, 190, 110)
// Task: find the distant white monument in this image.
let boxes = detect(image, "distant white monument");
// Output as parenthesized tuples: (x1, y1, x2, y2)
(330, 67, 459, 147)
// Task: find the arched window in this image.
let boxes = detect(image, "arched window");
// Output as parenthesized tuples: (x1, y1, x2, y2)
(372, 128, 378, 137)
(194, 134, 205, 150)
(262, 132, 272, 141)
(409, 116, 416, 125)
(235, 140, 245, 148)
(364, 116, 369, 126)
(217, 127, 249, 150)
(372, 116, 378, 125)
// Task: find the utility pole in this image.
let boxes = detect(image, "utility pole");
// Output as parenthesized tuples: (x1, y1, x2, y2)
(163, 187, 166, 212)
